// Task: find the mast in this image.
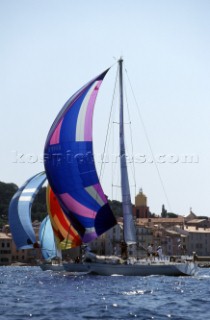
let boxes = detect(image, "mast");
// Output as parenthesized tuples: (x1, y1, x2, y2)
(118, 58, 136, 247)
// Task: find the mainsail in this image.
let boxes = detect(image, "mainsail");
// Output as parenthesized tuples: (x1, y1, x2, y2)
(118, 59, 136, 245)
(8, 172, 46, 249)
(44, 69, 117, 243)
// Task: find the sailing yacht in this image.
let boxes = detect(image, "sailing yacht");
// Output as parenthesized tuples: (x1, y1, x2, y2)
(43, 58, 197, 276)
(9, 58, 197, 276)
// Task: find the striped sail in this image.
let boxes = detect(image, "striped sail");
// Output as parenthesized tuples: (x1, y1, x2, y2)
(44, 69, 117, 243)
(8, 172, 46, 249)
(46, 185, 82, 249)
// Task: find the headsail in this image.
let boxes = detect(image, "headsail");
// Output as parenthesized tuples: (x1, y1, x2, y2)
(39, 216, 57, 261)
(9, 172, 46, 249)
(44, 69, 117, 243)
(46, 185, 82, 249)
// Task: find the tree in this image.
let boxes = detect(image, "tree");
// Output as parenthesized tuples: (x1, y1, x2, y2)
(108, 200, 123, 218)
(0, 181, 47, 227)
(0, 181, 18, 227)
(161, 204, 167, 217)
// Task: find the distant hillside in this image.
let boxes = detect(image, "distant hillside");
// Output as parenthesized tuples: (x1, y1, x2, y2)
(0, 181, 123, 228)
(0, 181, 18, 227)
(0, 181, 47, 228)
(31, 187, 47, 221)
(108, 199, 123, 218)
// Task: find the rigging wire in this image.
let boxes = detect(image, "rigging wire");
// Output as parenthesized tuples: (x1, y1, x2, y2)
(99, 65, 119, 197)
(124, 66, 172, 212)
(110, 66, 123, 201)
(99, 63, 137, 202)
(123, 70, 137, 197)
(111, 123, 121, 201)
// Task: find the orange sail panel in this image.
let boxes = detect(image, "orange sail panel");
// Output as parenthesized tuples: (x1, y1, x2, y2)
(46, 185, 82, 249)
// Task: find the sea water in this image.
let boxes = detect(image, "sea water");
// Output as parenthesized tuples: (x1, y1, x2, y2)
(0, 266, 210, 320)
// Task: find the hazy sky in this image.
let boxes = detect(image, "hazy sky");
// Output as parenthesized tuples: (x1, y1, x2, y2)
(1, 0, 210, 216)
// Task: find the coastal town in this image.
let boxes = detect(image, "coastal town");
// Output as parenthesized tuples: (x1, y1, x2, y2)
(1, 189, 210, 266)
(2, 1, 210, 319)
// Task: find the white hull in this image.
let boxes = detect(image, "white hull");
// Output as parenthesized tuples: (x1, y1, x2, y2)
(86, 261, 197, 276)
(60, 260, 197, 276)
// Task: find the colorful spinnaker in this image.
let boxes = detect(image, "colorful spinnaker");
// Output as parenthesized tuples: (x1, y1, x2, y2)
(46, 185, 82, 249)
(44, 69, 117, 243)
(8, 172, 46, 249)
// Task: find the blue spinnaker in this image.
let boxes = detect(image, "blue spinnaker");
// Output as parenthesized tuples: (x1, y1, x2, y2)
(39, 216, 57, 260)
(9, 172, 46, 249)
(44, 69, 117, 243)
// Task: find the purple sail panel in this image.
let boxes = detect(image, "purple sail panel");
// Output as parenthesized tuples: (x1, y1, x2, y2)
(44, 69, 117, 243)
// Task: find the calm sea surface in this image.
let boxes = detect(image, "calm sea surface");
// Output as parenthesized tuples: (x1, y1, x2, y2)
(0, 266, 210, 320)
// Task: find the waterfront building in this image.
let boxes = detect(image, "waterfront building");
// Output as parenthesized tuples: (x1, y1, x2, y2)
(2, 189, 210, 264)
(0, 229, 12, 265)
(0, 223, 41, 265)
(184, 226, 210, 256)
